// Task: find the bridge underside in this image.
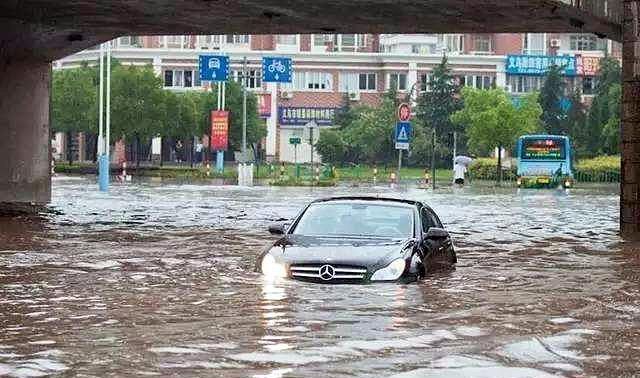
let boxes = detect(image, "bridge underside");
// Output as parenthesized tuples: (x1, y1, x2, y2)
(0, 0, 622, 61)
(1, 0, 639, 239)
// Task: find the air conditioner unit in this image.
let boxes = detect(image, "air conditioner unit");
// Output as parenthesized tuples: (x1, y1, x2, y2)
(281, 91, 293, 99)
(550, 39, 561, 48)
(348, 91, 360, 101)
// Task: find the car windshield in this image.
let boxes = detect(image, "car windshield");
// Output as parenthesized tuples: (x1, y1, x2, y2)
(292, 202, 414, 238)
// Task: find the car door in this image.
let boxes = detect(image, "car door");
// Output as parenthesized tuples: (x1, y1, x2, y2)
(419, 205, 456, 267)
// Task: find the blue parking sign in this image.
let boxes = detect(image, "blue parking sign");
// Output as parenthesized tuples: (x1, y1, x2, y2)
(395, 122, 412, 150)
(199, 55, 229, 82)
(262, 57, 292, 83)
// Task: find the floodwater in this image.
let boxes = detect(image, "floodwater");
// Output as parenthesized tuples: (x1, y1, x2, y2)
(1, 176, 639, 377)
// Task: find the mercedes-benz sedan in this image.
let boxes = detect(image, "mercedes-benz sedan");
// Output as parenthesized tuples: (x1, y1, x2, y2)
(256, 197, 456, 283)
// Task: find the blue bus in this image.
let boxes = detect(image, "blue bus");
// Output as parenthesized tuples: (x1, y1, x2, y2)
(516, 135, 573, 189)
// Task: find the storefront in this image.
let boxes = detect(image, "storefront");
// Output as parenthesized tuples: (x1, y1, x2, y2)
(277, 106, 338, 163)
(505, 54, 577, 95)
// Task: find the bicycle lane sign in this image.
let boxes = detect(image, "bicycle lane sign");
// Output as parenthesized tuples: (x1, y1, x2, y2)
(262, 57, 292, 83)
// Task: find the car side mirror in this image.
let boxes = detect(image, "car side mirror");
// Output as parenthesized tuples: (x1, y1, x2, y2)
(268, 223, 287, 235)
(425, 227, 449, 240)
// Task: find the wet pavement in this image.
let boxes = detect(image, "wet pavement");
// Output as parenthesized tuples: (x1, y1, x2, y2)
(1, 175, 639, 377)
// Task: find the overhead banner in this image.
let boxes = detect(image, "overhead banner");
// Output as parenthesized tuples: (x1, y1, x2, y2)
(506, 54, 576, 76)
(576, 55, 601, 76)
(210, 110, 229, 151)
(278, 107, 337, 127)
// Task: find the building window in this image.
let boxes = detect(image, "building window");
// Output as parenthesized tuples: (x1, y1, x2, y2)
(523, 33, 545, 55)
(197, 35, 223, 49)
(507, 75, 544, 93)
(164, 36, 187, 49)
(439, 34, 464, 53)
(276, 35, 297, 45)
(570, 34, 604, 50)
(582, 76, 597, 95)
(339, 73, 376, 91)
(461, 75, 495, 90)
(419, 73, 431, 92)
(332, 34, 366, 52)
(285, 72, 333, 91)
(389, 73, 407, 91)
(226, 35, 249, 44)
(313, 34, 332, 47)
(474, 35, 491, 52)
(232, 70, 262, 89)
(119, 36, 140, 47)
(164, 70, 194, 88)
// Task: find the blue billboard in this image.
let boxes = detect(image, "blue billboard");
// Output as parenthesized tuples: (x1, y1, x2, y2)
(278, 107, 337, 126)
(506, 55, 576, 76)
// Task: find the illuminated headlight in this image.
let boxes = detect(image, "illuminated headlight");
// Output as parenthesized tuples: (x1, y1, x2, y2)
(370, 258, 406, 281)
(516, 178, 522, 186)
(564, 180, 572, 188)
(261, 254, 287, 278)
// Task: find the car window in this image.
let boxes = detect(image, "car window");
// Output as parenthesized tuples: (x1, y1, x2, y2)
(292, 202, 414, 238)
(420, 207, 440, 232)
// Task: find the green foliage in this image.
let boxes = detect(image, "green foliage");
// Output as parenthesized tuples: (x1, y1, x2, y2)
(452, 87, 542, 155)
(574, 155, 620, 182)
(315, 129, 347, 164)
(583, 56, 622, 157)
(468, 158, 517, 180)
(415, 56, 463, 163)
(110, 64, 166, 141)
(51, 65, 97, 133)
(538, 65, 567, 135)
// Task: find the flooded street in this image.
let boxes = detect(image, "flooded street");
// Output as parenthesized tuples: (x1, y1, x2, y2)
(1, 176, 639, 377)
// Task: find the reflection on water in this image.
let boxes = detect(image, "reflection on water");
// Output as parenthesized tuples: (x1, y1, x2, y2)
(0, 176, 638, 377)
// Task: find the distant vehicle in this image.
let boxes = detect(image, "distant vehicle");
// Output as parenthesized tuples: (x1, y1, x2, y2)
(516, 134, 574, 189)
(256, 197, 456, 283)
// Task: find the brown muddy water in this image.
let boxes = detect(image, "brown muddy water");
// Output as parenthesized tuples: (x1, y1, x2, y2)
(0, 175, 639, 377)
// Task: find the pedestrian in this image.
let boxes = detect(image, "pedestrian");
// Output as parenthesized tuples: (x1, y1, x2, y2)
(453, 161, 466, 186)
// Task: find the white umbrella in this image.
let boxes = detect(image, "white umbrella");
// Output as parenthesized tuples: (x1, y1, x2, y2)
(455, 155, 474, 166)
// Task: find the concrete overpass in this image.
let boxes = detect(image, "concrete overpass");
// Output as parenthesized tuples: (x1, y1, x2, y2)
(1, 0, 638, 238)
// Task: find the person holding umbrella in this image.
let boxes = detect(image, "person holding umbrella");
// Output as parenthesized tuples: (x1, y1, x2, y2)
(453, 156, 473, 186)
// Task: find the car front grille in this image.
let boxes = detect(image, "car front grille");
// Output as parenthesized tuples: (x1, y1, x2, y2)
(289, 264, 367, 282)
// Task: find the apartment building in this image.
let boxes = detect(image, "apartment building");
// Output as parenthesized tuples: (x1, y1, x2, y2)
(56, 33, 617, 163)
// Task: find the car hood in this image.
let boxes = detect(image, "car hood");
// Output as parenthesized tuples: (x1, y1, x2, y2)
(267, 235, 411, 268)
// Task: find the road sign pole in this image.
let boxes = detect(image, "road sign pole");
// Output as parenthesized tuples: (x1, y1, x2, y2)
(309, 127, 314, 176)
(294, 144, 299, 179)
(397, 149, 402, 184)
(452, 131, 457, 169)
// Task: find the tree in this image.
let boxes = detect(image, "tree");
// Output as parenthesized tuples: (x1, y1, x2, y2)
(539, 64, 567, 135)
(51, 64, 97, 163)
(451, 88, 542, 184)
(565, 88, 588, 157)
(601, 83, 621, 155)
(415, 55, 463, 166)
(585, 56, 622, 156)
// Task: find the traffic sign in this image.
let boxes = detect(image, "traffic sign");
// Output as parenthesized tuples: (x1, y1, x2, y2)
(289, 137, 301, 145)
(262, 57, 292, 83)
(199, 55, 229, 82)
(395, 121, 412, 150)
(397, 103, 411, 122)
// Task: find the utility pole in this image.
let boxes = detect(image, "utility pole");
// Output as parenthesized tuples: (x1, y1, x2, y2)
(397, 149, 402, 183)
(242, 56, 247, 163)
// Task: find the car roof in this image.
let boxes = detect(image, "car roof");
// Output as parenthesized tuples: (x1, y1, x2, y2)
(310, 196, 419, 208)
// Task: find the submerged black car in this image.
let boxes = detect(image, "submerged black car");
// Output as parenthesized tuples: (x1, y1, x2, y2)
(256, 197, 456, 283)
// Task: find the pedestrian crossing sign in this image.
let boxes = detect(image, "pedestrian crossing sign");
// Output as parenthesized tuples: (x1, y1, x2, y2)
(395, 121, 412, 150)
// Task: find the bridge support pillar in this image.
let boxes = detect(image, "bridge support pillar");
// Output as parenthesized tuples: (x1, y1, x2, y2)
(0, 59, 51, 214)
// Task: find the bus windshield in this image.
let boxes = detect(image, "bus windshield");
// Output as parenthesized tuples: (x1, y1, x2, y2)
(521, 138, 566, 160)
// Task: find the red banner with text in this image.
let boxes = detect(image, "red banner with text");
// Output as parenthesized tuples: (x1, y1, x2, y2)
(210, 110, 229, 151)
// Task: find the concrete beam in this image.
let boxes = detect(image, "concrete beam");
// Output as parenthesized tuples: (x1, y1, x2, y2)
(0, 59, 51, 215)
(0, 1, 623, 62)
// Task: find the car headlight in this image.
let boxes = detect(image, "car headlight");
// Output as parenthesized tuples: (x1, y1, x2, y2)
(261, 254, 287, 278)
(564, 180, 572, 188)
(370, 258, 406, 281)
